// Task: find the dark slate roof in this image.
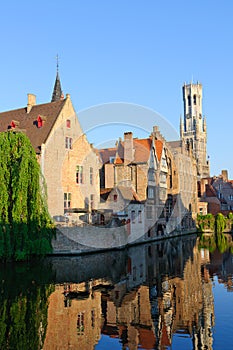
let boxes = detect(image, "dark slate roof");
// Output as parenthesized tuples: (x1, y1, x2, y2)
(51, 72, 63, 102)
(0, 99, 66, 153)
(98, 147, 117, 164)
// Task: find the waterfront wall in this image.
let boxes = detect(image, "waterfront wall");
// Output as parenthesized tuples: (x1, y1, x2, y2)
(52, 225, 128, 254)
(51, 224, 197, 255)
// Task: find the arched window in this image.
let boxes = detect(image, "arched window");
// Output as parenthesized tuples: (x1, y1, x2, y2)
(188, 95, 191, 106)
(193, 94, 197, 105)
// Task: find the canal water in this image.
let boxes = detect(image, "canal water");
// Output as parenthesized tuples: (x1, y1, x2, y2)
(0, 233, 233, 349)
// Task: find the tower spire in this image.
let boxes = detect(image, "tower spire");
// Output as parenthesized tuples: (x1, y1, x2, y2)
(51, 55, 64, 102)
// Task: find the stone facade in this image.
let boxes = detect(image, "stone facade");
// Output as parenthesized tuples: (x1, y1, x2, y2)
(0, 83, 100, 219)
(180, 82, 210, 180)
(198, 170, 233, 215)
(62, 133, 100, 223)
(98, 123, 197, 235)
(41, 94, 84, 217)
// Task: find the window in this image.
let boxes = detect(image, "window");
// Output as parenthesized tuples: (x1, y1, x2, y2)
(90, 167, 93, 185)
(133, 266, 136, 281)
(138, 210, 142, 223)
(140, 264, 143, 278)
(90, 194, 94, 210)
(65, 137, 72, 149)
(66, 119, 71, 128)
(113, 194, 118, 202)
(77, 312, 84, 335)
(131, 210, 136, 223)
(109, 156, 115, 163)
(148, 187, 154, 199)
(76, 166, 83, 184)
(188, 95, 191, 106)
(64, 193, 71, 209)
(11, 121, 16, 128)
(161, 157, 167, 167)
(147, 206, 152, 219)
(160, 173, 167, 184)
(37, 117, 43, 128)
(193, 94, 197, 105)
(127, 257, 132, 273)
(37, 115, 45, 128)
(148, 169, 154, 181)
(91, 310, 95, 328)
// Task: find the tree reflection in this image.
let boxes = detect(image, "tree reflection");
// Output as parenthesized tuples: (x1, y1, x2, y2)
(0, 260, 55, 350)
(198, 232, 233, 254)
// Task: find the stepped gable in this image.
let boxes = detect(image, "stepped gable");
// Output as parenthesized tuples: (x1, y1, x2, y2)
(0, 98, 66, 154)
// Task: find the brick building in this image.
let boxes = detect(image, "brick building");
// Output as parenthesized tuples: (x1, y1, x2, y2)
(0, 70, 100, 219)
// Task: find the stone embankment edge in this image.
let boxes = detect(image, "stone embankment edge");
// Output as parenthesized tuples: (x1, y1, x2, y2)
(49, 226, 198, 257)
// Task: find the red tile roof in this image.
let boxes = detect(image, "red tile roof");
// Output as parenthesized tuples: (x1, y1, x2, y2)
(98, 137, 164, 165)
(0, 99, 66, 153)
(133, 138, 152, 162)
(100, 137, 153, 165)
(155, 139, 163, 161)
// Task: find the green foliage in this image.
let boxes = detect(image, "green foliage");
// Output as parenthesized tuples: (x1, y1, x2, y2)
(197, 212, 233, 234)
(0, 284, 54, 350)
(0, 261, 56, 350)
(198, 233, 217, 252)
(197, 213, 215, 232)
(215, 232, 228, 253)
(215, 213, 226, 234)
(0, 132, 55, 261)
(198, 231, 233, 254)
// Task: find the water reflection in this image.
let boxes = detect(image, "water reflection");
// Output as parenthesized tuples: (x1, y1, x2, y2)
(0, 233, 233, 349)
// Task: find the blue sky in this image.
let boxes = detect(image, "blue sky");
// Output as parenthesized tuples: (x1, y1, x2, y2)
(0, 1, 232, 177)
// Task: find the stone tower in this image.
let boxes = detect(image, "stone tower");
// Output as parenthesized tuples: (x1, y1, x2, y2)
(180, 82, 210, 179)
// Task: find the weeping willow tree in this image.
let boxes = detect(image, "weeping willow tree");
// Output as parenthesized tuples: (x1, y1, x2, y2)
(0, 131, 55, 261)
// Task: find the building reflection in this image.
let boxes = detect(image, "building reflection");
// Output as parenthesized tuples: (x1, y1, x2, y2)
(42, 234, 233, 349)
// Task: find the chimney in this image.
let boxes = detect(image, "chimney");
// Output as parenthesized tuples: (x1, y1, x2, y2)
(221, 170, 228, 182)
(124, 132, 134, 164)
(27, 93, 36, 113)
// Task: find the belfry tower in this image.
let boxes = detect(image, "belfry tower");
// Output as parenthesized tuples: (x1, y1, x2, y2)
(180, 82, 210, 179)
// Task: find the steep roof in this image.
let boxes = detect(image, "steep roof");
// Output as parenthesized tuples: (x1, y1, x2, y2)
(98, 137, 164, 165)
(133, 138, 152, 162)
(114, 138, 152, 164)
(0, 99, 66, 153)
(51, 71, 63, 102)
(98, 147, 117, 164)
(100, 186, 141, 203)
(155, 139, 163, 161)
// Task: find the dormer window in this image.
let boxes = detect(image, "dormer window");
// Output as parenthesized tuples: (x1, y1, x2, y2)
(66, 119, 71, 128)
(10, 120, 19, 129)
(37, 116, 43, 128)
(37, 115, 47, 128)
(11, 121, 16, 129)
